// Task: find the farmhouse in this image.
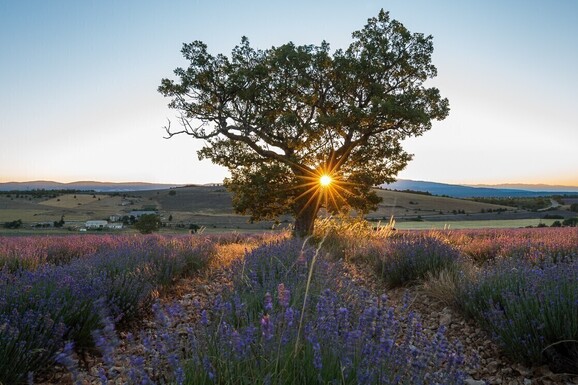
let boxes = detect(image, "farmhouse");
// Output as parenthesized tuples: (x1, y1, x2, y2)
(85, 220, 108, 229)
(107, 222, 123, 230)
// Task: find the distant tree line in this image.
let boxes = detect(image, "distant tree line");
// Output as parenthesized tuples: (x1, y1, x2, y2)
(0, 189, 95, 199)
(549, 218, 578, 228)
(381, 188, 433, 196)
(470, 197, 550, 211)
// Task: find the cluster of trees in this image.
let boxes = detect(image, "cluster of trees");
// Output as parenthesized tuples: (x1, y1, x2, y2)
(3, 219, 22, 229)
(472, 197, 550, 211)
(133, 214, 162, 234)
(480, 208, 508, 214)
(546, 218, 578, 228)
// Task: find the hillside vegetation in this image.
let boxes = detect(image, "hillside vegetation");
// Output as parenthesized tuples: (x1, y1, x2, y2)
(1, 186, 576, 232)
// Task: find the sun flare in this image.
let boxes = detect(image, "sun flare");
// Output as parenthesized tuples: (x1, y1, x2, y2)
(319, 174, 332, 187)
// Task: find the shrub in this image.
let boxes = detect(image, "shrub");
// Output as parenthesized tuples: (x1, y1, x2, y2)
(373, 235, 462, 288)
(457, 257, 578, 365)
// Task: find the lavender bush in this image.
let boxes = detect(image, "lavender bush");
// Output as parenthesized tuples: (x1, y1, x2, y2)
(229, 239, 327, 323)
(176, 288, 465, 385)
(372, 235, 462, 288)
(0, 234, 217, 384)
(457, 257, 578, 365)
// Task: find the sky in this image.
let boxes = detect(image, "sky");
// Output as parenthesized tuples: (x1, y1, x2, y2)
(1, 0, 577, 186)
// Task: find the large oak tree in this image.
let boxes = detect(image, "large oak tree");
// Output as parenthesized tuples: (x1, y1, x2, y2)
(159, 10, 449, 237)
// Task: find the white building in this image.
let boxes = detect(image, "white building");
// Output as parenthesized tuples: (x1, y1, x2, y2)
(107, 222, 123, 230)
(85, 220, 108, 229)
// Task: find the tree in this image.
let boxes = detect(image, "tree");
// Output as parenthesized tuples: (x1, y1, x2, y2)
(3, 219, 22, 229)
(53, 215, 65, 228)
(134, 214, 162, 234)
(159, 10, 449, 237)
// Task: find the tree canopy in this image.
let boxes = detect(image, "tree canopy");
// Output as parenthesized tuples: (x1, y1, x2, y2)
(159, 10, 449, 236)
(134, 214, 162, 234)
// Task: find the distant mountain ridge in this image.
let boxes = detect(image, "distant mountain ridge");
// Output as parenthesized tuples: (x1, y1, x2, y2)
(469, 183, 578, 192)
(0, 180, 181, 192)
(382, 179, 578, 198)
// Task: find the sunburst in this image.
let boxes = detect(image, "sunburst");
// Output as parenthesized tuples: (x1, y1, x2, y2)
(291, 156, 356, 219)
(319, 174, 332, 187)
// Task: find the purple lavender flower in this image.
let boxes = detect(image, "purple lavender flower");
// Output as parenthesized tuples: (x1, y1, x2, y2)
(264, 291, 273, 312)
(54, 341, 81, 385)
(312, 340, 322, 370)
(277, 283, 290, 308)
(200, 309, 209, 326)
(260, 314, 274, 341)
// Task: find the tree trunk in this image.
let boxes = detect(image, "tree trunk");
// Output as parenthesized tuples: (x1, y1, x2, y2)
(293, 202, 318, 238)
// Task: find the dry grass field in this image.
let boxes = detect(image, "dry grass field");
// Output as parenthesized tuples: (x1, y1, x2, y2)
(0, 185, 575, 232)
(369, 189, 514, 219)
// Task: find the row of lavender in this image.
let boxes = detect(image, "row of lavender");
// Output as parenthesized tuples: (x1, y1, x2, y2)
(61, 238, 467, 384)
(0, 234, 218, 384)
(365, 227, 578, 369)
(453, 228, 578, 369)
(3, 226, 577, 382)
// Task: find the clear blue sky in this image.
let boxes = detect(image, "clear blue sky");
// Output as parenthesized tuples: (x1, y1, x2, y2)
(1, 0, 576, 186)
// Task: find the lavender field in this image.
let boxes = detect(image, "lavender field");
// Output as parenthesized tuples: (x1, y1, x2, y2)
(1, 226, 577, 384)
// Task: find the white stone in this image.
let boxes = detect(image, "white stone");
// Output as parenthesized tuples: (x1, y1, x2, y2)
(465, 378, 486, 385)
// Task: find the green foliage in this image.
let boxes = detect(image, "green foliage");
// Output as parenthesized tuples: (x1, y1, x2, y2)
(133, 214, 162, 234)
(3, 219, 22, 229)
(53, 215, 65, 228)
(571, 203, 578, 212)
(159, 9, 449, 236)
(470, 197, 550, 211)
(563, 217, 578, 227)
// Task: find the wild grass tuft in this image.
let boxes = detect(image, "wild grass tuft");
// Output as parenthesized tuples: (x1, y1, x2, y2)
(314, 215, 396, 260)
